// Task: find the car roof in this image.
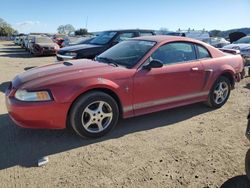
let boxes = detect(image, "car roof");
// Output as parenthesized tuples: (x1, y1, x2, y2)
(130, 35, 207, 44)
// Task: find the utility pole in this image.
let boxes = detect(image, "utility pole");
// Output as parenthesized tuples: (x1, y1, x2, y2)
(85, 16, 88, 29)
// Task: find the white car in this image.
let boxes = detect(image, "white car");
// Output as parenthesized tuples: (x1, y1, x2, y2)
(223, 36, 250, 60)
(14, 36, 20, 45)
(24, 35, 41, 51)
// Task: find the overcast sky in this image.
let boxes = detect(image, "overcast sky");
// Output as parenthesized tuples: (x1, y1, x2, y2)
(1, 0, 250, 33)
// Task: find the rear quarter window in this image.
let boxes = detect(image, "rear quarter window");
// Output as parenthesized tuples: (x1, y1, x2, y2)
(197, 45, 211, 59)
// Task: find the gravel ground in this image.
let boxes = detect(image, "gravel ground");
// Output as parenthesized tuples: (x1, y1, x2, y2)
(0, 41, 250, 188)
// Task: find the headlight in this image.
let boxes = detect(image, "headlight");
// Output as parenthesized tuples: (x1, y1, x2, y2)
(64, 52, 77, 57)
(15, 89, 52, 102)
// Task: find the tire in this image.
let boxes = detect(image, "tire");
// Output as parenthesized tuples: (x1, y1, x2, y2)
(69, 91, 119, 138)
(206, 76, 231, 108)
(245, 149, 250, 180)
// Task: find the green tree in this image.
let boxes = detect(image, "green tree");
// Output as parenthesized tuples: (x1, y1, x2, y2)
(0, 18, 16, 36)
(75, 28, 88, 36)
(57, 24, 75, 35)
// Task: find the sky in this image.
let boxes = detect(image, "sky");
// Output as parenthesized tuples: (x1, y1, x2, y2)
(1, 0, 250, 33)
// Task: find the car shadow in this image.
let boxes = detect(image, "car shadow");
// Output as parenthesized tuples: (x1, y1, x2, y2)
(0, 47, 31, 58)
(0, 81, 11, 93)
(2, 43, 15, 47)
(0, 47, 56, 58)
(245, 83, 250, 90)
(0, 103, 212, 170)
(220, 175, 250, 188)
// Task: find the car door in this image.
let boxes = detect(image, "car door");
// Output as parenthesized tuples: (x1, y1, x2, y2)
(133, 42, 206, 116)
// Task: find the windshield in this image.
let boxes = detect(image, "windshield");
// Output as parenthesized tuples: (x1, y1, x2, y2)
(75, 37, 93, 44)
(234, 36, 250, 44)
(36, 37, 53, 43)
(89, 31, 117, 45)
(96, 40, 156, 68)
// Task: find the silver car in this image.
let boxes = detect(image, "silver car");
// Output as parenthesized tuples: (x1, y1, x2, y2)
(223, 36, 250, 76)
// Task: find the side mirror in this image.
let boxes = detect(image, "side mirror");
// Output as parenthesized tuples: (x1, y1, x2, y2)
(143, 59, 163, 70)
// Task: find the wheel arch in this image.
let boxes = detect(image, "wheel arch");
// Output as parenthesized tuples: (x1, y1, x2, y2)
(219, 70, 235, 89)
(66, 87, 123, 128)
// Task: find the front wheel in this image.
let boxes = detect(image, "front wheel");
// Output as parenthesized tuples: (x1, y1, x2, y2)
(245, 149, 250, 180)
(69, 91, 119, 138)
(206, 76, 231, 108)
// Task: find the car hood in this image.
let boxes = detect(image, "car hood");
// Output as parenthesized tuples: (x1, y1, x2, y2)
(59, 44, 103, 52)
(223, 43, 250, 50)
(12, 59, 126, 89)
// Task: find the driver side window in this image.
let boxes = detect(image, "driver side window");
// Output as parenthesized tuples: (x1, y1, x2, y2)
(151, 42, 196, 65)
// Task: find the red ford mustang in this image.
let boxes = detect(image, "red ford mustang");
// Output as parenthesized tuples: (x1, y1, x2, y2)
(5, 36, 243, 138)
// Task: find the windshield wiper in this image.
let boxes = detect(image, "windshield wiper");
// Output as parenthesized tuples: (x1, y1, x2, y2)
(96, 57, 119, 67)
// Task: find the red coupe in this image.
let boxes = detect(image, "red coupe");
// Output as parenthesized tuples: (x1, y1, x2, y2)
(5, 36, 243, 138)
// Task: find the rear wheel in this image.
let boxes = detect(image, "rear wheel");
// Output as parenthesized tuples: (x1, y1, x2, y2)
(69, 91, 119, 138)
(206, 76, 231, 108)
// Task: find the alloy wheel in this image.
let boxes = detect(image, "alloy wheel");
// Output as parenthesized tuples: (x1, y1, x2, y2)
(81, 101, 113, 133)
(213, 81, 229, 105)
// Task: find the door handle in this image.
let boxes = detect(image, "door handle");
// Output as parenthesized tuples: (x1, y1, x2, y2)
(191, 67, 199, 71)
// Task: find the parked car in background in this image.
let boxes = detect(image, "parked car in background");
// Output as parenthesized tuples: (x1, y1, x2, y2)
(53, 34, 66, 48)
(202, 37, 230, 48)
(14, 36, 20, 45)
(27, 35, 38, 52)
(166, 29, 210, 41)
(5, 36, 243, 138)
(56, 29, 155, 61)
(29, 36, 60, 56)
(223, 36, 250, 76)
(24, 34, 41, 51)
(61, 36, 95, 47)
(19, 35, 27, 48)
(223, 36, 250, 59)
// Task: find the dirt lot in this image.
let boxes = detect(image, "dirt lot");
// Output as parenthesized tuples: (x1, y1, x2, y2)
(0, 41, 250, 188)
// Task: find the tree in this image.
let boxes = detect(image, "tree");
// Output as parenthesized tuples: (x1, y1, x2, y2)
(0, 18, 16, 36)
(75, 28, 88, 36)
(57, 24, 75, 35)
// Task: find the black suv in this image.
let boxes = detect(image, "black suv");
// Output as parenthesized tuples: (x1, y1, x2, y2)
(56, 29, 155, 61)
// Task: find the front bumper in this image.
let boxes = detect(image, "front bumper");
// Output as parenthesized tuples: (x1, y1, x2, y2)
(5, 86, 70, 129)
